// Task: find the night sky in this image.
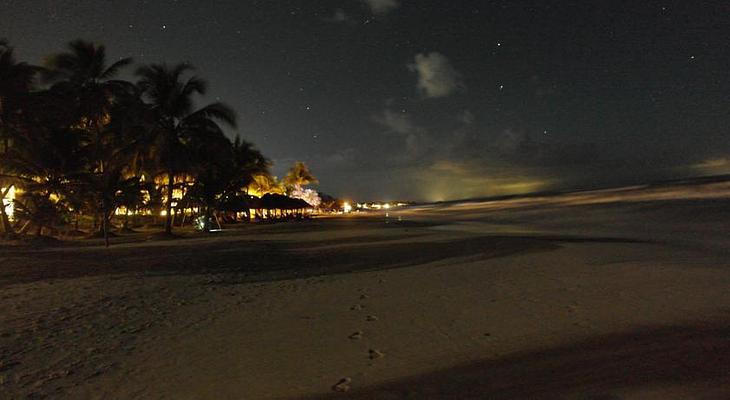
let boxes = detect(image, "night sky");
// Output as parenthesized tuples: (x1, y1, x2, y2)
(3, 1, 729, 201)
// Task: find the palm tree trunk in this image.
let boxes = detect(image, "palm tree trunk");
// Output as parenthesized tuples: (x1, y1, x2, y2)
(165, 171, 174, 234)
(0, 207, 13, 238)
(17, 220, 31, 235)
(102, 208, 110, 247)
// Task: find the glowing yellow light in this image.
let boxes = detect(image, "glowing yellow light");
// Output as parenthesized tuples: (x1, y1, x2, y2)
(2, 186, 15, 220)
(160, 210, 167, 217)
(383, 203, 391, 209)
(343, 202, 352, 213)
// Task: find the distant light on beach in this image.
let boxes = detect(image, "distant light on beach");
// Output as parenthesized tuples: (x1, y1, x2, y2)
(355, 202, 410, 211)
(343, 202, 353, 213)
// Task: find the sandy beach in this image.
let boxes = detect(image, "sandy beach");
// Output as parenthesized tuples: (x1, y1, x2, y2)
(2, 183, 730, 399)
(3, 1, 729, 397)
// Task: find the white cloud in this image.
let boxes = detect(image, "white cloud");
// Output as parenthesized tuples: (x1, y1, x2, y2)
(364, 0, 400, 15)
(374, 109, 418, 134)
(409, 52, 464, 98)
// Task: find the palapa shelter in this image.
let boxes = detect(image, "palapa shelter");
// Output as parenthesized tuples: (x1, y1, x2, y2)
(220, 194, 311, 221)
(255, 194, 311, 220)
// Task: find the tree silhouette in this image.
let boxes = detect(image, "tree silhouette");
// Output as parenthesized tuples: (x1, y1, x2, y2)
(135, 63, 236, 234)
(43, 40, 140, 245)
(0, 39, 306, 243)
(0, 40, 41, 237)
(283, 161, 318, 193)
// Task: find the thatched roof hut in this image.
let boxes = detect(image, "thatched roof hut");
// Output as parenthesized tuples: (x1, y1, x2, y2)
(260, 194, 310, 210)
(219, 193, 311, 221)
(218, 195, 256, 212)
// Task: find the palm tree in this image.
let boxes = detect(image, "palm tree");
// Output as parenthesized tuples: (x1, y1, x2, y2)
(0, 40, 40, 238)
(283, 161, 318, 193)
(43, 39, 134, 131)
(135, 63, 236, 234)
(248, 173, 285, 196)
(114, 176, 145, 232)
(0, 40, 39, 123)
(231, 135, 270, 191)
(44, 40, 142, 245)
(1, 127, 86, 236)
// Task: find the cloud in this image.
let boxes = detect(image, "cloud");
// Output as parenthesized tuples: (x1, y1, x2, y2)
(409, 159, 551, 202)
(374, 109, 418, 134)
(331, 148, 358, 164)
(324, 9, 349, 23)
(692, 157, 730, 175)
(363, 0, 399, 15)
(457, 110, 475, 125)
(409, 52, 464, 98)
(494, 128, 527, 154)
(372, 108, 436, 163)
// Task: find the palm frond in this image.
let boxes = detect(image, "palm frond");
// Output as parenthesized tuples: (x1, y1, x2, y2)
(100, 57, 133, 80)
(186, 102, 237, 128)
(181, 76, 207, 96)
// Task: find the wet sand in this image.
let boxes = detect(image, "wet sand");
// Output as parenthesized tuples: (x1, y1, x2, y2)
(1, 185, 730, 399)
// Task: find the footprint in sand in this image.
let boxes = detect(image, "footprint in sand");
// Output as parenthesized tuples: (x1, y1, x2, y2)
(360, 294, 369, 300)
(332, 377, 352, 392)
(366, 315, 378, 322)
(368, 349, 385, 359)
(348, 331, 363, 340)
(350, 304, 364, 311)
